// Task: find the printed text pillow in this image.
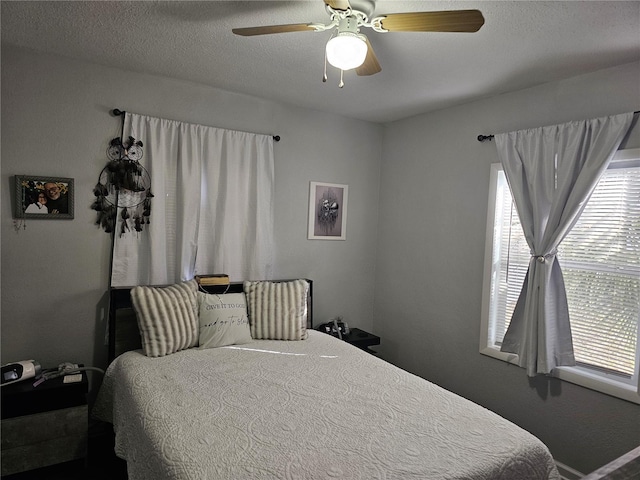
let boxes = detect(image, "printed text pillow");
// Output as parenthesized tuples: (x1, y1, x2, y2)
(198, 292, 252, 349)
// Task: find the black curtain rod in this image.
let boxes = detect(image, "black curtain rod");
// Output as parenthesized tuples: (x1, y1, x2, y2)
(477, 110, 640, 142)
(111, 108, 280, 142)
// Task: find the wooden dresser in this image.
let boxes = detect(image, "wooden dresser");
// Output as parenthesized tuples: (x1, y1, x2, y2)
(1, 369, 88, 475)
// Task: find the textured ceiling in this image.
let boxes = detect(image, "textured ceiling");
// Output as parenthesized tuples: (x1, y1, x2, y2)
(2, 1, 639, 123)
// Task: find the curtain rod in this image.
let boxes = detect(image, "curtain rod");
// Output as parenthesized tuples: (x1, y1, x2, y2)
(476, 110, 640, 142)
(111, 109, 280, 142)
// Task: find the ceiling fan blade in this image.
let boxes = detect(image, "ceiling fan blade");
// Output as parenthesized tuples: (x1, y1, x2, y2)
(379, 10, 484, 33)
(324, 0, 351, 11)
(356, 38, 381, 76)
(232, 23, 316, 36)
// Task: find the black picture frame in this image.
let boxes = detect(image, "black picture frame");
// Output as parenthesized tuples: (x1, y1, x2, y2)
(14, 175, 74, 219)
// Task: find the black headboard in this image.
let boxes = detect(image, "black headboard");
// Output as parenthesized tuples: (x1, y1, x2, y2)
(108, 279, 313, 363)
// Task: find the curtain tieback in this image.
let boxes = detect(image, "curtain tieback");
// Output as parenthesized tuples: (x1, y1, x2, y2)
(531, 250, 557, 264)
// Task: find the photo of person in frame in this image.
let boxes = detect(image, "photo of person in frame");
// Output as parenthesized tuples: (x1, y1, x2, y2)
(16, 176, 73, 219)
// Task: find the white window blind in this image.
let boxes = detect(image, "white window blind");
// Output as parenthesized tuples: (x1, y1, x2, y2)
(483, 149, 640, 400)
(560, 163, 640, 376)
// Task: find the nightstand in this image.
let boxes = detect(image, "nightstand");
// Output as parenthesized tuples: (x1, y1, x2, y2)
(1, 369, 88, 476)
(341, 328, 380, 353)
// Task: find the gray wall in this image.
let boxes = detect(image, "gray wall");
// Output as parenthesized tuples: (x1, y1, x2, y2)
(1, 45, 382, 371)
(375, 61, 640, 474)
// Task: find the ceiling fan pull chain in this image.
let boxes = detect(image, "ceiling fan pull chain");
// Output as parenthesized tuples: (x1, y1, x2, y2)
(339, 69, 344, 88)
(323, 48, 328, 83)
(324, 30, 338, 83)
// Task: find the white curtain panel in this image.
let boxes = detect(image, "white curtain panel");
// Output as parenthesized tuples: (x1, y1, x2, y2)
(495, 112, 633, 376)
(111, 113, 274, 287)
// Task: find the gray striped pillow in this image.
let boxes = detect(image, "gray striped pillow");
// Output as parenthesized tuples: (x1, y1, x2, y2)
(243, 279, 309, 340)
(130, 280, 199, 357)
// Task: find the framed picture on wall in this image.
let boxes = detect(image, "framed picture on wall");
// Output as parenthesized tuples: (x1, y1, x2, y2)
(14, 175, 74, 219)
(308, 181, 348, 240)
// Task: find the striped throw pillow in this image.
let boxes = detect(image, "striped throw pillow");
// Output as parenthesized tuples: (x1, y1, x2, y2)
(243, 279, 309, 340)
(130, 280, 199, 357)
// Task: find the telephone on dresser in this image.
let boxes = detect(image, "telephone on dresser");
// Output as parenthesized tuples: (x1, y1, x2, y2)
(317, 317, 350, 339)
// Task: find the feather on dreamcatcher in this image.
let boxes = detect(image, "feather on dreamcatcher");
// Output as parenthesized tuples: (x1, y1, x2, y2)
(91, 136, 153, 236)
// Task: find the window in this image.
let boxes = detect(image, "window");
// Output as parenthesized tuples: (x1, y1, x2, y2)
(480, 148, 640, 403)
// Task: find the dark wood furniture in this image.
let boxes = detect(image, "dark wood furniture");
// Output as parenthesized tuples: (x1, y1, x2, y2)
(1, 370, 88, 476)
(341, 327, 380, 353)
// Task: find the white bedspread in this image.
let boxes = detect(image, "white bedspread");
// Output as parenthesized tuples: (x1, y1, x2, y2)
(94, 331, 559, 479)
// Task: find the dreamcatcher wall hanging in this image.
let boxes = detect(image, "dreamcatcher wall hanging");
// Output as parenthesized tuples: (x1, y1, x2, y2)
(91, 133, 153, 236)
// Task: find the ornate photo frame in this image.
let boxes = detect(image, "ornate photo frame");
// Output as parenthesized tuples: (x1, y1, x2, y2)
(308, 181, 348, 240)
(14, 175, 74, 220)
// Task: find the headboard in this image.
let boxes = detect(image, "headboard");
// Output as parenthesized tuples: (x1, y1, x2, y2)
(107, 279, 313, 363)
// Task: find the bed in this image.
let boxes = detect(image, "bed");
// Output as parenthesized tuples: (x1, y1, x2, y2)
(93, 279, 560, 480)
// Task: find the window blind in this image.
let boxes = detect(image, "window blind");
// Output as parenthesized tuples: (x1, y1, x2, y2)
(559, 165, 640, 376)
(490, 164, 639, 376)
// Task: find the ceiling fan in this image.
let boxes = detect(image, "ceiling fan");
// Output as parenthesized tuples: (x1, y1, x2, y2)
(232, 0, 484, 87)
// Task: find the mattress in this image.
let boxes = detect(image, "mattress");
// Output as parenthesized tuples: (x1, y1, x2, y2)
(93, 330, 559, 479)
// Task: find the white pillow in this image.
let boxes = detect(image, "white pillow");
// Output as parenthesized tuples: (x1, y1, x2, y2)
(130, 280, 198, 357)
(243, 279, 309, 341)
(197, 292, 252, 349)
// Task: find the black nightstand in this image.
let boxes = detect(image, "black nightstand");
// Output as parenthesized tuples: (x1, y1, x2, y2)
(1, 369, 88, 476)
(341, 328, 380, 353)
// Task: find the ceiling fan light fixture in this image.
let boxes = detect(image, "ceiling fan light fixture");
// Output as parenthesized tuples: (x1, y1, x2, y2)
(326, 32, 367, 70)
